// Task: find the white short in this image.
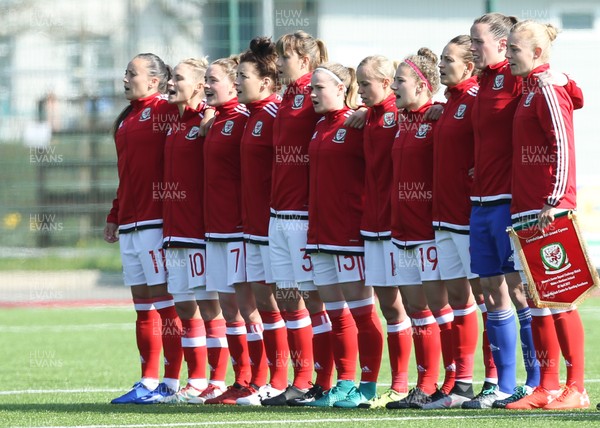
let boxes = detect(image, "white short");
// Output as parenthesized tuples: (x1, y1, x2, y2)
(165, 248, 217, 302)
(269, 217, 315, 290)
(205, 241, 246, 294)
(364, 240, 401, 287)
(245, 242, 274, 284)
(119, 228, 167, 286)
(395, 242, 441, 285)
(435, 230, 478, 280)
(311, 253, 365, 286)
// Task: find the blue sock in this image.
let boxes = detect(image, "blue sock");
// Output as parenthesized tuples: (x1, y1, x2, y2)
(486, 309, 517, 394)
(517, 307, 540, 388)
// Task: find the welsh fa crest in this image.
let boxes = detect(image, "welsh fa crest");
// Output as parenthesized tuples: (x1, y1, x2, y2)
(415, 123, 430, 139)
(185, 126, 200, 140)
(139, 107, 152, 121)
(454, 104, 467, 119)
(252, 121, 263, 136)
(492, 74, 504, 90)
(221, 120, 234, 136)
(541, 242, 570, 274)
(383, 112, 396, 128)
(292, 94, 305, 109)
(332, 128, 347, 143)
(524, 92, 535, 107)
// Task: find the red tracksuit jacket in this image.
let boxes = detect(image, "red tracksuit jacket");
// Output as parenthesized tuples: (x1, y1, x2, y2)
(270, 72, 322, 217)
(307, 107, 365, 255)
(107, 93, 175, 232)
(241, 93, 280, 244)
(360, 93, 398, 240)
(391, 102, 436, 246)
(204, 98, 249, 241)
(511, 64, 579, 216)
(432, 76, 478, 232)
(471, 59, 583, 205)
(162, 103, 209, 248)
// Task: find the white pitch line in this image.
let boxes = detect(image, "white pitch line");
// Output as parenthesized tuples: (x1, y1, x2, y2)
(0, 323, 133, 333)
(22, 413, 600, 428)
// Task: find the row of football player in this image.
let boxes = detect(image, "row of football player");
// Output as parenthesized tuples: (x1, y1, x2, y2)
(104, 12, 591, 411)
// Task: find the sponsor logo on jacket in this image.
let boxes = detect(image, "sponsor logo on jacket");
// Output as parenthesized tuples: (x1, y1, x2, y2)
(492, 74, 504, 90)
(292, 94, 305, 109)
(524, 92, 535, 107)
(252, 121, 263, 136)
(185, 126, 200, 140)
(454, 104, 467, 119)
(139, 107, 152, 121)
(332, 128, 347, 143)
(221, 120, 234, 136)
(415, 123, 431, 139)
(382, 111, 396, 128)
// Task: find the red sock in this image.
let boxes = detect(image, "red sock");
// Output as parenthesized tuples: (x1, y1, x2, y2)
(531, 311, 560, 390)
(412, 309, 441, 395)
(133, 298, 161, 380)
(283, 309, 314, 390)
(226, 321, 251, 385)
(260, 310, 289, 391)
(154, 297, 183, 380)
(311, 311, 334, 389)
(387, 318, 412, 393)
(452, 303, 478, 384)
(553, 309, 585, 391)
(349, 298, 383, 383)
(246, 323, 268, 387)
(433, 305, 455, 393)
(324, 303, 357, 382)
(478, 303, 497, 382)
(181, 318, 207, 382)
(205, 319, 229, 383)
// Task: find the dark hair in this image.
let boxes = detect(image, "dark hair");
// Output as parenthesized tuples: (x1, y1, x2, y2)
(473, 12, 519, 40)
(239, 36, 280, 91)
(112, 53, 171, 138)
(446, 35, 480, 77)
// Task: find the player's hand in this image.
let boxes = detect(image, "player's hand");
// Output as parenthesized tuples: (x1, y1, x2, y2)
(536, 69, 568, 87)
(199, 110, 216, 137)
(424, 104, 444, 121)
(104, 223, 119, 243)
(344, 107, 367, 129)
(538, 204, 558, 231)
(468, 167, 474, 178)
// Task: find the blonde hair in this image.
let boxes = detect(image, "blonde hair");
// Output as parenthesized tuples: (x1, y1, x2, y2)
(276, 30, 328, 70)
(473, 12, 519, 40)
(357, 55, 396, 81)
(399, 47, 440, 96)
(314, 63, 358, 109)
(510, 20, 559, 62)
(210, 55, 240, 82)
(180, 57, 209, 82)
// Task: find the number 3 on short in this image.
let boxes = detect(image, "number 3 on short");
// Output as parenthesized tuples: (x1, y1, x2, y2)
(300, 248, 313, 272)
